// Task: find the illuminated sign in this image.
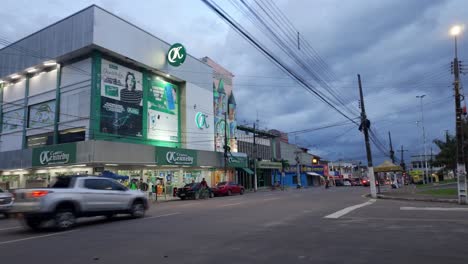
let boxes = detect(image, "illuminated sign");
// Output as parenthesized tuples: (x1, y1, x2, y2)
(167, 43, 186, 67)
(195, 112, 209, 129)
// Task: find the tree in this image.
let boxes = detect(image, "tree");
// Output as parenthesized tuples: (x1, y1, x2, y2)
(433, 134, 456, 172)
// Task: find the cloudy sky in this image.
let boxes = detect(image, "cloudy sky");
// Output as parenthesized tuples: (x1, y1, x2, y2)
(1, 0, 467, 164)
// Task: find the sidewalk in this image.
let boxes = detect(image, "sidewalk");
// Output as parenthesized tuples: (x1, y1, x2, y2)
(376, 184, 459, 204)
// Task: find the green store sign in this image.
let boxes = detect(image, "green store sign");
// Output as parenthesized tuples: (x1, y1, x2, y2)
(257, 160, 283, 169)
(167, 43, 187, 67)
(156, 147, 197, 166)
(227, 156, 248, 168)
(32, 143, 77, 167)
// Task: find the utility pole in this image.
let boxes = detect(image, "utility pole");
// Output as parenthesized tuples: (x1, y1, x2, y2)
(388, 131, 395, 164)
(295, 149, 302, 188)
(224, 111, 228, 182)
(253, 122, 258, 191)
(445, 129, 450, 143)
(398, 145, 408, 171)
(430, 147, 433, 183)
(417, 95, 429, 184)
(398, 145, 409, 184)
(450, 25, 467, 204)
(358, 74, 377, 198)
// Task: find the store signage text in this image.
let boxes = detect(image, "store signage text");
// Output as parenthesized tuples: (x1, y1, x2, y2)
(32, 143, 77, 167)
(167, 43, 187, 67)
(156, 147, 197, 166)
(166, 151, 194, 165)
(195, 112, 209, 129)
(227, 156, 248, 168)
(40, 151, 70, 165)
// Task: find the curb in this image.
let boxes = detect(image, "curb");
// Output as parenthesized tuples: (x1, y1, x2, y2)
(372, 193, 458, 204)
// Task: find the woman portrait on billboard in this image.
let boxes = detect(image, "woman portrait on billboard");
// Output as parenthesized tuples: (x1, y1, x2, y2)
(121, 72, 143, 105)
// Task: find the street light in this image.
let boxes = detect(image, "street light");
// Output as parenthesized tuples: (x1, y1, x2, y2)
(450, 25, 462, 58)
(416, 94, 429, 184)
(449, 24, 467, 204)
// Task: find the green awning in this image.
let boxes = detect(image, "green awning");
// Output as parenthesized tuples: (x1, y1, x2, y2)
(242, 168, 254, 175)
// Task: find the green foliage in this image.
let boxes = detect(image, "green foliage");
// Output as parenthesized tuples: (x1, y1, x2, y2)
(433, 134, 456, 171)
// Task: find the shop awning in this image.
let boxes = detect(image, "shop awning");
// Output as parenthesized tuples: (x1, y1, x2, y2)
(242, 168, 254, 175)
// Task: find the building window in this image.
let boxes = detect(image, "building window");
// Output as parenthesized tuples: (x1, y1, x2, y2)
(27, 133, 54, 148)
(59, 128, 86, 144)
(28, 100, 56, 128)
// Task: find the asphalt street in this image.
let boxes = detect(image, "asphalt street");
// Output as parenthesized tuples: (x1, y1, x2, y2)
(1, 187, 467, 263)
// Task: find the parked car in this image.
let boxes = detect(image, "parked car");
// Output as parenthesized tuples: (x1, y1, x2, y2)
(343, 180, 352, 187)
(177, 182, 214, 200)
(361, 178, 379, 187)
(0, 188, 14, 218)
(335, 180, 344, 186)
(212, 181, 245, 196)
(11, 175, 148, 231)
(351, 179, 362, 186)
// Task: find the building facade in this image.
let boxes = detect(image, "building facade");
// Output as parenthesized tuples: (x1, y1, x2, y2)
(0, 6, 244, 192)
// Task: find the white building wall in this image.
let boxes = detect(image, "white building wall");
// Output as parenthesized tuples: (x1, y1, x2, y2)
(59, 59, 91, 137)
(29, 69, 57, 96)
(3, 79, 26, 103)
(183, 82, 214, 151)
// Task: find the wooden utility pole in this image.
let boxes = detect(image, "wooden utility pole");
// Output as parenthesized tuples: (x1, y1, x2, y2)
(358, 74, 377, 197)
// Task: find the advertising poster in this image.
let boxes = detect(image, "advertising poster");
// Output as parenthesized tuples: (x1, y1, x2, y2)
(147, 77, 179, 142)
(100, 59, 143, 137)
(213, 79, 227, 152)
(2, 109, 24, 132)
(28, 100, 55, 128)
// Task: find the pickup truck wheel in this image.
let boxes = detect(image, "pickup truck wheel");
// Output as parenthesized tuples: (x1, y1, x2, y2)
(180, 197, 186, 200)
(25, 216, 42, 231)
(54, 209, 76, 230)
(130, 201, 145, 218)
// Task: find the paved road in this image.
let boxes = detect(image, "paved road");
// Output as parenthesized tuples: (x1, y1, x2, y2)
(1, 187, 467, 263)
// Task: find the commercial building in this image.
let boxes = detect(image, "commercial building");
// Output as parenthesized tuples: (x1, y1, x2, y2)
(236, 125, 282, 189)
(0, 5, 245, 192)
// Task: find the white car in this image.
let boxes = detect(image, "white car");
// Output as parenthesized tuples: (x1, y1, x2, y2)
(0, 188, 14, 217)
(11, 175, 148, 230)
(343, 181, 352, 187)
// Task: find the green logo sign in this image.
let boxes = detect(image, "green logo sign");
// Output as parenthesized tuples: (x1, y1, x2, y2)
(195, 112, 209, 129)
(167, 43, 186, 67)
(105, 85, 119, 97)
(156, 147, 197, 166)
(32, 143, 77, 167)
(227, 156, 248, 168)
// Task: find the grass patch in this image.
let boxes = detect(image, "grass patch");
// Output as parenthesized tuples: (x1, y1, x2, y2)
(415, 178, 457, 188)
(418, 188, 457, 196)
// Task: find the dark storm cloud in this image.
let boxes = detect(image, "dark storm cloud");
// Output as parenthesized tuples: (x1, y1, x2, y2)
(1, 0, 467, 163)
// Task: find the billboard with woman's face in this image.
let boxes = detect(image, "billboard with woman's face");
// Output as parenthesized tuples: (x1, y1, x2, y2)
(100, 59, 143, 137)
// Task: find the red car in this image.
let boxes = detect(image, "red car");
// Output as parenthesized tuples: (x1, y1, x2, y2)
(212, 181, 245, 196)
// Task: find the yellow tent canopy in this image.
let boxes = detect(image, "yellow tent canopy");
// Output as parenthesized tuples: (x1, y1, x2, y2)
(374, 160, 402, 173)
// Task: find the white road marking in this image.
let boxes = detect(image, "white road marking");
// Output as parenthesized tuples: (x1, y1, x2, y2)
(0, 226, 22, 231)
(219, 202, 243, 208)
(144, 212, 181, 219)
(263, 197, 280, 202)
(324, 199, 376, 219)
(0, 230, 76, 246)
(400, 207, 468, 212)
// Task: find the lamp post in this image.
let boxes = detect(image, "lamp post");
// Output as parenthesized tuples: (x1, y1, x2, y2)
(416, 95, 428, 184)
(450, 25, 467, 204)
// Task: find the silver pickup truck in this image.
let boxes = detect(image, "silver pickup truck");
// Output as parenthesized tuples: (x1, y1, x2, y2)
(12, 175, 148, 230)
